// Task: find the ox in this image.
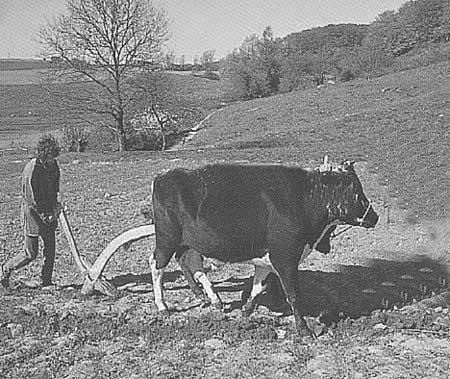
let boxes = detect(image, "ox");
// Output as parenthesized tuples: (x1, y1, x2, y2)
(150, 160, 378, 336)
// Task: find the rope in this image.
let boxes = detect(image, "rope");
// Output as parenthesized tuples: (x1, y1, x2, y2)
(331, 225, 353, 239)
(329, 198, 374, 240)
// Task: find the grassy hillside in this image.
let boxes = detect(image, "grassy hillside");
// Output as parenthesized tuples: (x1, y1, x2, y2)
(191, 61, 450, 221)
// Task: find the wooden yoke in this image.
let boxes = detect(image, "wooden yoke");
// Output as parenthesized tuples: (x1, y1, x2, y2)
(59, 209, 155, 296)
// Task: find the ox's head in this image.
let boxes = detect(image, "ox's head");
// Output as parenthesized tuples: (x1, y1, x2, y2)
(318, 159, 378, 228)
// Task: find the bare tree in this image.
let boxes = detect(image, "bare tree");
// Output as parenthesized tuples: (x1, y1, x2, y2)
(39, 0, 169, 151)
(192, 55, 200, 72)
(179, 54, 186, 70)
(200, 50, 215, 71)
(164, 50, 176, 70)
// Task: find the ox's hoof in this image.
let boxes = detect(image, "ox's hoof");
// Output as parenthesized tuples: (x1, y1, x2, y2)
(157, 309, 171, 320)
(295, 319, 326, 339)
(242, 300, 256, 317)
(297, 326, 317, 339)
(156, 302, 171, 317)
(210, 301, 223, 311)
(194, 290, 208, 301)
(292, 315, 324, 339)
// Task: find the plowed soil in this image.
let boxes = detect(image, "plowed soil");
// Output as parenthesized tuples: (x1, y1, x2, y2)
(1, 151, 450, 378)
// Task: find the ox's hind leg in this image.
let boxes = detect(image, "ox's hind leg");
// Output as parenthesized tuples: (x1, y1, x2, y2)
(176, 249, 222, 308)
(193, 271, 222, 309)
(176, 248, 204, 299)
(270, 253, 312, 337)
(242, 264, 273, 316)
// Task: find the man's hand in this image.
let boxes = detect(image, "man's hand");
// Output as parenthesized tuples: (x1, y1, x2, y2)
(39, 212, 57, 225)
(38, 203, 62, 225)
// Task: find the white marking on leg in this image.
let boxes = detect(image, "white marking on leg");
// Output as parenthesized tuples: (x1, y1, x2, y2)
(244, 253, 275, 300)
(150, 253, 167, 312)
(193, 271, 221, 304)
(253, 252, 297, 324)
(249, 265, 273, 299)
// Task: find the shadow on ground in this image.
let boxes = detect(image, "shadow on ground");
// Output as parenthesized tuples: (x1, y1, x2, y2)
(108, 254, 450, 325)
(254, 254, 450, 325)
(111, 271, 195, 294)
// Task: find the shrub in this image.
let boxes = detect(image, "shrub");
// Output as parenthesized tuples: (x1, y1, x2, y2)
(87, 127, 116, 152)
(392, 42, 450, 72)
(62, 126, 89, 152)
(221, 27, 281, 100)
(125, 107, 179, 151)
(194, 71, 220, 81)
(126, 128, 163, 151)
(341, 69, 355, 82)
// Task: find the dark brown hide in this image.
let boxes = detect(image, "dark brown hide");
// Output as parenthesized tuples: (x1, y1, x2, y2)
(152, 163, 378, 334)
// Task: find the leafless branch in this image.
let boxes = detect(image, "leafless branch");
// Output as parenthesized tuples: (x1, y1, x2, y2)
(38, 0, 169, 151)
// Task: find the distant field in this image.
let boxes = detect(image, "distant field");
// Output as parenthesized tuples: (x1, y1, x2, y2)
(0, 82, 83, 151)
(0, 69, 47, 85)
(0, 68, 225, 151)
(0, 59, 50, 71)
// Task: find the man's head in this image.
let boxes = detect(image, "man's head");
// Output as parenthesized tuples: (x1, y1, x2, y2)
(37, 134, 60, 166)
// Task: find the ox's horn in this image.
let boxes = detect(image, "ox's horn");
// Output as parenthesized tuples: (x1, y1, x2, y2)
(319, 155, 332, 172)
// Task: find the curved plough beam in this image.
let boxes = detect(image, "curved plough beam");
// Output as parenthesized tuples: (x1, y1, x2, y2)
(81, 224, 155, 296)
(59, 209, 118, 296)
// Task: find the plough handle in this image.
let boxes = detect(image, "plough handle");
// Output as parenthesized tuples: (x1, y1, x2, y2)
(59, 209, 91, 275)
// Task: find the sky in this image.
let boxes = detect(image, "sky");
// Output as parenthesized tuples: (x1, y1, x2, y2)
(0, 0, 407, 62)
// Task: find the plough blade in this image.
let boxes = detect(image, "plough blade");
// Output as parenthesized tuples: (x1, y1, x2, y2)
(59, 209, 116, 296)
(59, 209, 155, 297)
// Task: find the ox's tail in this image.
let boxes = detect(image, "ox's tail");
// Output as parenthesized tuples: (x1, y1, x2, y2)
(140, 196, 154, 224)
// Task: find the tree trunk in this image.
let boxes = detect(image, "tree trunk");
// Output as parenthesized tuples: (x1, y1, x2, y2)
(117, 130, 127, 152)
(150, 103, 166, 151)
(116, 110, 127, 152)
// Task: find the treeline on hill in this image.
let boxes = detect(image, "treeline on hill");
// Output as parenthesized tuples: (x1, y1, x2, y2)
(220, 0, 450, 99)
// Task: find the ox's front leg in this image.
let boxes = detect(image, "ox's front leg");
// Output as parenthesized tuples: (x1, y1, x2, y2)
(149, 253, 169, 314)
(270, 253, 313, 337)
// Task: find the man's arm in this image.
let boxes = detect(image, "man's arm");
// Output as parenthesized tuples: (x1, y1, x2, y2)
(30, 167, 45, 213)
(22, 160, 39, 211)
(54, 162, 62, 214)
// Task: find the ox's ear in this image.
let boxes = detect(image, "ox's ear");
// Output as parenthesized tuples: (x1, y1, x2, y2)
(342, 160, 356, 172)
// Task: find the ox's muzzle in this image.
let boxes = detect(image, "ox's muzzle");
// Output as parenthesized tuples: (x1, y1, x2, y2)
(357, 203, 378, 228)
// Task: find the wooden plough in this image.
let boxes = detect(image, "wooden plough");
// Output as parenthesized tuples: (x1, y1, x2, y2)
(59, 209, 154, 296)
